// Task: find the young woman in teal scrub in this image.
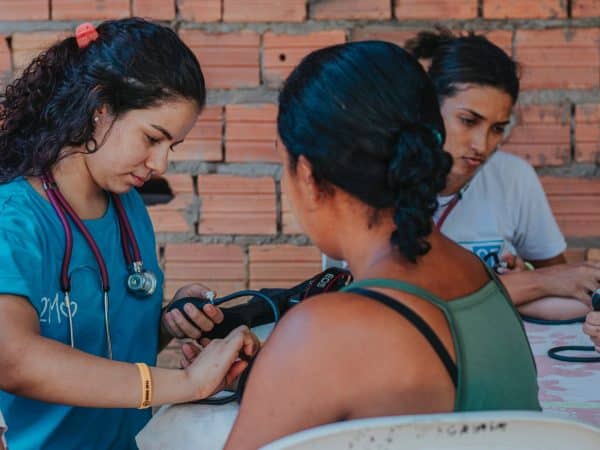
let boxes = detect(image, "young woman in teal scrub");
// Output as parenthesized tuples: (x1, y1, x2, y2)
(0, 18, 257, 450)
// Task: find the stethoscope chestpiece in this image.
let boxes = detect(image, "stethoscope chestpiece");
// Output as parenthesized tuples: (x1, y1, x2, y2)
(127, 262, 158, 297)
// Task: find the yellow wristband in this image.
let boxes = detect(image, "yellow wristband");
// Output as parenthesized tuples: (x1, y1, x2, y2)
(135, 363, 152, 409)
(524, 262, 535, 271)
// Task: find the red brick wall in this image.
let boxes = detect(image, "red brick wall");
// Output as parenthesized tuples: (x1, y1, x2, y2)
(1, 0, 598, 307)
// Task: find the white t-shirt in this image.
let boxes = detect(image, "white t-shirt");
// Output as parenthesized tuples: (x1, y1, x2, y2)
(433, 151, 566, 266)
(0, 409, 7, 449)
(323, 151, 566, 270)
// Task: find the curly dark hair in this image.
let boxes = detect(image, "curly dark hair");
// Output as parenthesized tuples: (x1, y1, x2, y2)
(0, 17, 205, 183)
(278, 41, 452, 263)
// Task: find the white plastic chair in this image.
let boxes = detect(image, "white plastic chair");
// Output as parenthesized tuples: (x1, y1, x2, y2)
(261, 411, 600, 450)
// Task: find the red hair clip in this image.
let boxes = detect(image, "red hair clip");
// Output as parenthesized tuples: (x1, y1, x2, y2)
(75, 23, 99, 49)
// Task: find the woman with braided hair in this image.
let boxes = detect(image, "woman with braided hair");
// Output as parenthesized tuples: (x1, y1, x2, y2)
(220, 41, 540, 450)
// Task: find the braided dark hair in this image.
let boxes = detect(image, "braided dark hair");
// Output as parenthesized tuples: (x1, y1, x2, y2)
(406, 29, 519, 103)
(278, 41, 452, 262)
(0, 17, 205, 183)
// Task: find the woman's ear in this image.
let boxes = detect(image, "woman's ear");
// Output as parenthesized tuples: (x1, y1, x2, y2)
(296, 155, 327, 207)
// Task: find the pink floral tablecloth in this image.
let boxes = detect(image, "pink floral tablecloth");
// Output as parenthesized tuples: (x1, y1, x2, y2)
(524, 321, 600, 426)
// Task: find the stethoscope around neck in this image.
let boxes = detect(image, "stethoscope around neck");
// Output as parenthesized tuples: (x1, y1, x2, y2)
(40, 171, 158, 359)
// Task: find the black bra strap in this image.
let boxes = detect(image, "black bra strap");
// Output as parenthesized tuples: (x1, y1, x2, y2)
(346, 287, 458, 387)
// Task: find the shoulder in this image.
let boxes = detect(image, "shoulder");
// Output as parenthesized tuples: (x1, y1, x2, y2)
(480, 151, 538, 182)
(256, 290, 434, 383)
(0, 180, 44, 234)
(467, 151, 541, 201)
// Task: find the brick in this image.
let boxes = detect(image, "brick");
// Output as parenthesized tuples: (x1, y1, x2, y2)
(225, 104, 279, 163)
(173, 105, 223, 162)
(133, 0, 175, 20)
(483, 0, 566, 18)
(575, 104, 600, 164)
(541, 177, 600, 238)
(263, 30, 346, 86)
(177, 0, 221, 21)
(147, 174, 196, 233)
(281, 190, 303, 234)
(353, 28, 512, 59)
(180, 30, 260, 89)
(351, 27, 418, 48)
(0, 0, 48, 20)
(52, 0, 130, 20)
(572, 0, 600, 17)
(310, 0, 391, 20)
(395, 0, 477, 19)
(11, 31, 68, 72)
(223, 0, 305, 22)
(588, 248, 600, 261)
(163, 243, 245, 299)
(197, 175, 276, 234)
(514, 29, 600, 90)
(503, 105, 571, 167)
(248, 245, 322, 289)
(0, 36, 11, 88)
(565, 248, 586, 263)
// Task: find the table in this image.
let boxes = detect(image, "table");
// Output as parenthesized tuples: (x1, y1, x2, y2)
(524, 321, 600, 426)
(136, 322, 600, 449)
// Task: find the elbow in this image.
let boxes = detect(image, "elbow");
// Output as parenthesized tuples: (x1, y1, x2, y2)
(0, 345, 35, 395)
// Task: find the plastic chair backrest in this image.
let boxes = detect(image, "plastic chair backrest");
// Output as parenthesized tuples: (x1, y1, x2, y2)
(261, 411, 600, 450)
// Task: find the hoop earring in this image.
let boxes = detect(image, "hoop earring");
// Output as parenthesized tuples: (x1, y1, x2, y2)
(85, 137, 98, 152)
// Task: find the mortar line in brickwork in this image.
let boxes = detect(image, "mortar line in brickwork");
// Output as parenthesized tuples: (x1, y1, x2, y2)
(174, 18, 600, 34)
(275, 178, 283, 235)
(6, 35, 13, 74)
(243, 245, 250, 289)
(192, 174, 200, 235)
(510, 26, 516, 59)
(219, 105, 226, 163)
(569, 103, 576, 163)
(258, 32, 264, 86)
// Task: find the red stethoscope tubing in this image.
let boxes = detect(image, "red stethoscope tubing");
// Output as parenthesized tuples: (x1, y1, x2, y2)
(40, 171, 143, 293)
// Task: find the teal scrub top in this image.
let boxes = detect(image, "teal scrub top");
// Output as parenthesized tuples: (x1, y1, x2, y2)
(0, 178, 164, 450)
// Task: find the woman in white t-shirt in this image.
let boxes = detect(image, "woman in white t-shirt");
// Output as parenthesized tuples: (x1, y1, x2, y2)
(405, 30, 599, 323)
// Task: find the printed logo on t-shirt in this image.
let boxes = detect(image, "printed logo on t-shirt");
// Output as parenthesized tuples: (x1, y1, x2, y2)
(39, 292, 79, 324)
(458, 239, 504, 268)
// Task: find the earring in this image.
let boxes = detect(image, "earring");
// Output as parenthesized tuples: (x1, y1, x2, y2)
(94, 116, 99, 123)
(85, 137, 98, 152)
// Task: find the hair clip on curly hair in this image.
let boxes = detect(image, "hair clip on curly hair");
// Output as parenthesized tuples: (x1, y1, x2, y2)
(75, 23, 99, 49)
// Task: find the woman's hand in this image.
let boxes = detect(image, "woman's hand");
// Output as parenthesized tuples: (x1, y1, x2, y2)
(181, 326, 260, 400)
(161, 283, 225, 340)
(583, 311, 600, 352)
(534, 262, 600, 306)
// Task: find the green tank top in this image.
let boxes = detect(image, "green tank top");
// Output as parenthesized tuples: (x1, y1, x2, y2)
(342, 272, 541, 412)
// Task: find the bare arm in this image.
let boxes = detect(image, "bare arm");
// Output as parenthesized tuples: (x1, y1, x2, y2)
(224, 293, 455, 449)
(0, 295, 257, 408)
(224, 301, 349, 449)
(500, 254, 600, 307)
